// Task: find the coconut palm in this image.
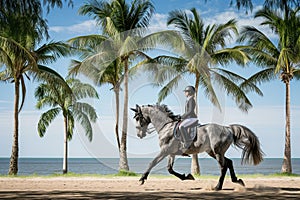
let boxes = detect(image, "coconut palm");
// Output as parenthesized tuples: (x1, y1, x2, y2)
(239, 7, 300, 173)
(149, 8, 261, 175)
(68, 35, 123, 151)
(35, 78, 98, 174)
(68, 30, 185, 172)
(0, 0, 73, 14)
(0, 4, 72, 174)
(77, 0, 155, 171)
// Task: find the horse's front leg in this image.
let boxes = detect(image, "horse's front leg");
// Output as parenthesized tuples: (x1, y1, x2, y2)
(140, 150, 168, 185)
(167, 155, 195, 180)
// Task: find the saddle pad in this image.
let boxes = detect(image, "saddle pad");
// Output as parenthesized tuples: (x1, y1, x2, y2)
(173, 121, 197, 141)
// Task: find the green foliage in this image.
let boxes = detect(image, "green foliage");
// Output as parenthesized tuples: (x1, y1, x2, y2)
(35, 78, 99, 142)
(115, 170, 138, 176)
(152, 8, 259, 112)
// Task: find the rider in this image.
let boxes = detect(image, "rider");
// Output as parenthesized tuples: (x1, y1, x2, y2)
(179, 86, 198, 150)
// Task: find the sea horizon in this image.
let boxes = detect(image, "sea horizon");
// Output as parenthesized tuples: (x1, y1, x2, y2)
(1, 157, 299, 176)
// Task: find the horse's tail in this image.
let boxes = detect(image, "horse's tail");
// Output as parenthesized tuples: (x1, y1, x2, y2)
(230, 124, 264, 165)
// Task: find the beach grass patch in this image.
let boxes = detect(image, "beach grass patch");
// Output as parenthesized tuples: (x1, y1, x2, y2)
(272, 172, 300, 177)
(116, 170, 137, 176)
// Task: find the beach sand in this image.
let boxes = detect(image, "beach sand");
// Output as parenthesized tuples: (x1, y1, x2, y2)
(0, 176, 300, 199)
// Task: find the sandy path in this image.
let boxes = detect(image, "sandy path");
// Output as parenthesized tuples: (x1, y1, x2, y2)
(0, 176, 300, 199)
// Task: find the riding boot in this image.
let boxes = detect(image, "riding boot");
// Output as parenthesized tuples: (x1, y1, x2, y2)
(180, 127, 190, 150)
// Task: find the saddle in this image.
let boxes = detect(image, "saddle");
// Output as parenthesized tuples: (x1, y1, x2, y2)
(173, 120, 198, 142)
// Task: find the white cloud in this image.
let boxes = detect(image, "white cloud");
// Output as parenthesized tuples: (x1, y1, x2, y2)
(204, 6, 277, 40)
(148, 13, 170, 33)
(50, 20, 98, 34)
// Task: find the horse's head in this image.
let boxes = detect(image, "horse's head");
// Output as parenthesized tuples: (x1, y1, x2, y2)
(130, 104, 151, 139)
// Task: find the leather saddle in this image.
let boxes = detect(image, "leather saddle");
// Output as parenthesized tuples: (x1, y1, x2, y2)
(173, 120, 198, 142)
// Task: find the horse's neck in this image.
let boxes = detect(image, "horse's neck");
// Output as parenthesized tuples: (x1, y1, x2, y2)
(145, 107, 173, 133)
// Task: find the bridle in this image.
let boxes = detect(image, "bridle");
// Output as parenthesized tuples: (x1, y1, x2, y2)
(131, 105, 179, 134)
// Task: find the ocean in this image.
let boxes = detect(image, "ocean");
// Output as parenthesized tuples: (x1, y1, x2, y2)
(0, 158, 299, 176)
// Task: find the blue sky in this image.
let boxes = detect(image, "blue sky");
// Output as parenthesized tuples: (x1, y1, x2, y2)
(0, 0, 299, 159)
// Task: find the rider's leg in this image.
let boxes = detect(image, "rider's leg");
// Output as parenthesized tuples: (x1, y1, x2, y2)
(179, 122, 190, 149)
(179, 118, 197, 149)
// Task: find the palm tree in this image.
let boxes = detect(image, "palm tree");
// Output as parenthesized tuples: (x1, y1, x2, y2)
(78, 0, 155, 171)
(150, 8, 261, 175)
(239, 7, 300, 173)
(68, 35, 123, 151)
(35, 78, 99, 174)
(0, 5, 72, 174)
(0, 0, 73, 13)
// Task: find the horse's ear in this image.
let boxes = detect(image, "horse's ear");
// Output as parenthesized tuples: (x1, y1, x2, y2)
(130, 108, 137, 112)
(136, 104, 141, 112)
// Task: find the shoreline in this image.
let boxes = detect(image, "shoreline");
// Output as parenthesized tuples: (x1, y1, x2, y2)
(1, 176, 300, 199)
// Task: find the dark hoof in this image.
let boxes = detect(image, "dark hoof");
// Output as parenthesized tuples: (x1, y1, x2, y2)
(214, 186, 222, 191)
(185, 173, 195, 180)
(139, 178, 145, 185)
(237, 179, 245, 187)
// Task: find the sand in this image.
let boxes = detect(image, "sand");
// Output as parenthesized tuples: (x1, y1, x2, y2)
(0, 176, 300, 199)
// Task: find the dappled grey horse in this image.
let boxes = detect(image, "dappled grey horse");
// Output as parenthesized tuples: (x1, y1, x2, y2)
(131, 104, 264, 190)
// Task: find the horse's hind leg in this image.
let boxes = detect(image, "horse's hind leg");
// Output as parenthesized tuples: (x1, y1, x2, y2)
(225, 157, 245, 187)
(167, 155, 195, 180)
(207, 152, 228, 190)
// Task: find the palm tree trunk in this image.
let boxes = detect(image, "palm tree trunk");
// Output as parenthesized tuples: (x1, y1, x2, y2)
(281, 81, 292, 173)
(114, 87, 121, 150)
(8, 79, 20, 175)
(119, 59, 129, 171)
(63, 116, 68, 174)
(191, 76, 200, 175)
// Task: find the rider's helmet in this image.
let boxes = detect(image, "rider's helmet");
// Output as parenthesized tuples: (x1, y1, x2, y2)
(183, 85, 195, 95)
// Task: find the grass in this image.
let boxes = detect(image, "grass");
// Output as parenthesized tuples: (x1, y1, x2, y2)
(115, 170, 138, 176)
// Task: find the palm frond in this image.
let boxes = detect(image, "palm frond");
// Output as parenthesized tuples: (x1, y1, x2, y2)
(35, 41, 73, 64)
(293, 68, 300, 80)
(68, 59, 82, 77)
(74, 102, 98, 122)
(212, 46, 250, 66)
(245, 68, 278, 85)
(199, 71, 222, 110)
(215, 68, 263, 96)
(37, 107, 61, 137)
(213, 73, 252, 112)
(34, 65, 72, 94)
(0, 35, 38, 70)
(68, 78, 99, 100)
(68, 34, 108, 51)
(73, 106, 94, 142)
(158, 73, 182, 103)
(167, 9, 192, 43)
(18, 75, 27, 113)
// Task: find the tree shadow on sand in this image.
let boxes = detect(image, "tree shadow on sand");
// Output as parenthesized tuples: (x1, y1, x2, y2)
(0, 188, 299, 200)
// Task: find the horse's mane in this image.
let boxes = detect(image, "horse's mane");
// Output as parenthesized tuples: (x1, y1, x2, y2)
(144, 104, 178, 121)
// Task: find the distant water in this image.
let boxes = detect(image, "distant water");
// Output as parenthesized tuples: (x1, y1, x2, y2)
(0, 158, 299, 176)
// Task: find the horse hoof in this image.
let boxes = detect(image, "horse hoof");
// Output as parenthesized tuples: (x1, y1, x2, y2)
(237, 179, 245, 187)
(186, 174, 195, 180)
(214, 186, 222, 191)
(139, 178, 145, 185)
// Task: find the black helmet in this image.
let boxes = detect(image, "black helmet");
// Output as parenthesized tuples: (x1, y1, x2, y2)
(183, 86, 195, 95)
